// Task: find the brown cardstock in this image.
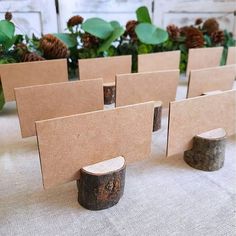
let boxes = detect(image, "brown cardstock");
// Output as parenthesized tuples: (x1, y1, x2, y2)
(187, 65, 235, 98)
(226, 47, 236, 65)
(36, 102, 154, 189)
(186, 47, 223, 76)
(167, 90, 236, 157)
(0, 59, 68, 102)
(138, 50, 180, 72)
(115, 70, 179, 108)
(15, 79, 104, 138)
(78, 55, 132, 83)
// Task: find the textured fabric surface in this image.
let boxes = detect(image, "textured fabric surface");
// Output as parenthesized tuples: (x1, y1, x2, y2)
(0, 82, 235, 236)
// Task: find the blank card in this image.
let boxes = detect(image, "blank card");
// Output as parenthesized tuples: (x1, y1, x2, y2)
(186, 47, 223, 77)
(138, 50, 180, 72)
(187, 65, 235, 98)
(78, 55, 132, 83)
(116, 70, 179, 107)
(167, 90, 236, 156)
(15, 79, 104, 138)
(36, 102, 154, 189)
(0, 59, 68, 102)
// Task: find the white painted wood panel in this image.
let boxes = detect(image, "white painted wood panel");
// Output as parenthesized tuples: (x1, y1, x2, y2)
(0, 0, 58, 35)
(153, 0, 236, 36)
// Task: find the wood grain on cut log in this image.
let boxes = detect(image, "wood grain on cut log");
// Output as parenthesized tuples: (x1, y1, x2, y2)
(184, 128, 226, 171)
(77, 156, 126, 210)
(103, 82, 116, 105)
(153, 101, 162, 132)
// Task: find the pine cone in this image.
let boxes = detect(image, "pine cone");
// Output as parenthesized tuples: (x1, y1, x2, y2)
(167, 24, 180, 40)
(182, 27, 204, 48)
(202, 18, 219, 35)
(5, 12, 12, 21)
(211, 30, 225, 45)
(81, 33, 99, 48)
(67, 15, 84, 27)
(22, 52, 45, 62)
(195, 18, 203, 25)
(125, 20, 138, 41)
(39, 34, 69, 59)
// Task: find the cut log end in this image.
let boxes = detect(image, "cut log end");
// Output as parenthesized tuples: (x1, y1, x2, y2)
(153, 101, 162, 132)
(77, 156, 126, 210)
(184, 128, 226, 171)
(103, 83, 116, 105)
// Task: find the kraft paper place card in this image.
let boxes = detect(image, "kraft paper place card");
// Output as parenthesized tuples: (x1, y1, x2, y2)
(78, 55, 132, 83)
(186, 47, 223, 77)
(138, 50, 180, 72)
(226, 47, 236, 65)
(0, 59, 68, 102)
(167, 90, 236, 156)
(187, 65, 235, 98)
(116, 70, 179, 108)
(36, 101, 154, 189)
(15, 79, 104, 138)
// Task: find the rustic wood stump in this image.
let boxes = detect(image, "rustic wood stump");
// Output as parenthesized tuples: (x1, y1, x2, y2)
(103, 82, 116, 105)
(153, 101, 162, 132)
(184, 128, 226, 171)
(77, 156, 126, 210)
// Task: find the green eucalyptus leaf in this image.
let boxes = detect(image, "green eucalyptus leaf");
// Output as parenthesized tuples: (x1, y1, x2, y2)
(82, 18, 113, 39)
(110, 21, 121, 29)
(53, 33, 77, 48)
(135, 23, 168, 45)
(136, 6, 152, 23)
(0, 20, 15, 39)
(98, 26, 124, 52)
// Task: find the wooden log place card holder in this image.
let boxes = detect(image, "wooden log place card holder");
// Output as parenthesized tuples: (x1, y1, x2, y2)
(226, 47, 236, 65)
(138, 50, 180, 73)
(115, 70, 179, 108)
(15, 79, 104, 137)
(187, 65, 235, 98)
(78, 55, 131, 105)
(36, 101, 154, 189)
(167, 90, 236, 157)
(184, 128, 226, 171)
(186, 47, 223, 77)
(0, 59, 68, 102)
(77, 156, 126, 210)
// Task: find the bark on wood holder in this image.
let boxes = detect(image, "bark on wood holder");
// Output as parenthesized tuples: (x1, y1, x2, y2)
(103, 82, 116, 105)
(77, 156, 126, 210)
(184, 128, 227, 171)
(153, 101, 162, 132)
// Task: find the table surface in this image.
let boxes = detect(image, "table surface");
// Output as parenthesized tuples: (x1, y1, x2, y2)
(0, 81, 235, 236)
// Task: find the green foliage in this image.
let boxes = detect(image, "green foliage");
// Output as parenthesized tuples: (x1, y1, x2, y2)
(204, 34, 212, 47)
(220, 30, 236, 65)
(0, 20, 15, 50)
(82, 18, 113, 39)
(98, 24, 124, 53)
(53, 33, 77, 48)
(135, 23, 168, 45)
(136, 6, 152, 23)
